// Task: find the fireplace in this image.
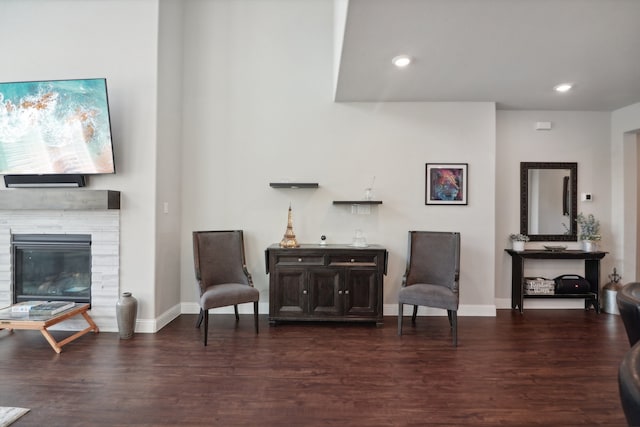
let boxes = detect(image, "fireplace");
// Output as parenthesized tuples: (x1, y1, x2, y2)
(0, 190, 121, 331)
(12, 234, 92, 304)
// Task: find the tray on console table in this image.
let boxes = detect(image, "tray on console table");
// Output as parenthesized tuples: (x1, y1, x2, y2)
(505, 249, 607, 314)
(265, 244, 388, 326)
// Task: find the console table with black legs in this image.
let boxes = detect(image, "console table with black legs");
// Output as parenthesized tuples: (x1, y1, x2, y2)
(505, 249, 607, 314)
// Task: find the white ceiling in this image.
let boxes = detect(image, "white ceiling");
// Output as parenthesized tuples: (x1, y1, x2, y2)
(335, 0, 640, 111)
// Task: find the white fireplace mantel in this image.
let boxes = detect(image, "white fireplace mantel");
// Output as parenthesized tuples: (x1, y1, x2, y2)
(0, 189, 120, 210)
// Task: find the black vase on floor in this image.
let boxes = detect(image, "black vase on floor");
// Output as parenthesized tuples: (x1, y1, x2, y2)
(116, 292, 138, 339)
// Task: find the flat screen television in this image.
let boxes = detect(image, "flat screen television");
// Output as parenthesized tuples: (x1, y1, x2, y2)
(0, 78, 115, 187)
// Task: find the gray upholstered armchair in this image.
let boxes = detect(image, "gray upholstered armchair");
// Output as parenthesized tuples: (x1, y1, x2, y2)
(618, 282, 640, 347)
(617, 283, 640, 425)
(397, 231, 461, 346)
(619, 341, 640, 426)
(192, 230, 259, 345)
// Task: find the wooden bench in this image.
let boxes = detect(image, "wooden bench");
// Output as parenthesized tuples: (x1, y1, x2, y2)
(0, 303, 99, 353)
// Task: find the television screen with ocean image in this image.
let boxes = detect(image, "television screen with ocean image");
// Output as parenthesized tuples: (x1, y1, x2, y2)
(0, 78, 115, 175)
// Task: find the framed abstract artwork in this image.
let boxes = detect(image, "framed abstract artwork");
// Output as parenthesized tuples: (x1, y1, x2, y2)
(425, 163, 468, 205)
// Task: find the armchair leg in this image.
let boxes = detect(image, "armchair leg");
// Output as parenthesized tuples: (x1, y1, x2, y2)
(234, 305, 239, 321)
(254, 301, 259, 334)
(398, 303, 404, 336)
(412, 305, 418, 323)
(203, 309, 209, 346)
(447, 310, 453, 328)
(451, 311, 458, 347)
(196, 308, 204, 328)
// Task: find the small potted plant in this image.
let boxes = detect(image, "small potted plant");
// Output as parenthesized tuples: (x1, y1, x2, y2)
(577, 212, 601, 252)
(509, 233, 529, 252)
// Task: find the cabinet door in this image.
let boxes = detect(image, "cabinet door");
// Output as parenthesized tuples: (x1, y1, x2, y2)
(308, 268, 342, 317)
(344, 268, 378, 316)
(272, 268, 307, 317)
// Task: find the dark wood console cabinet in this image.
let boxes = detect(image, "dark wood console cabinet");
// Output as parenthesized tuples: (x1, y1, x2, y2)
(505, 249, 607, 314)
(265, 244, 388, 326)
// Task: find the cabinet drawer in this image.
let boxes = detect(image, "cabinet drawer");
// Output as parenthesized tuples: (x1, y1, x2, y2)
(329, 254, 377, 266)
(276, 255, 325, 266)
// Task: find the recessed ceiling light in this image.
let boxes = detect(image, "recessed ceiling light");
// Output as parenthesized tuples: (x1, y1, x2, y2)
(392, 55, 412, 68)
(554, 83, 573, 93)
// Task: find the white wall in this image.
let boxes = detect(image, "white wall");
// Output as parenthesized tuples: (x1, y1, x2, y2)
(1, 0, 634, 327)
(179, 0, 497, 316)
(0, 0, 161, 323)
(496, 111, 612, 307)
(611, 102, 640, 282)
(155, 0, 184, 327)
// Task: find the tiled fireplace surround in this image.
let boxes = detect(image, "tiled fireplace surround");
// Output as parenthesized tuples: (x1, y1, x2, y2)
(0, 190, 120, 331)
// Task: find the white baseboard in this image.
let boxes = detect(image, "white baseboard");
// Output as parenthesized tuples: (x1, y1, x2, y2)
(180, 301, 269, 315)
(495, 298, 513, 309)
(388, 303, 496, 317)
(181, 302, 496, 317)
(55, 298, 593, 334)
(131, 299, 593, 334)
(152, 303, 182, 332)
(495, 297, 589, 310)
(104, 303, 182, 334)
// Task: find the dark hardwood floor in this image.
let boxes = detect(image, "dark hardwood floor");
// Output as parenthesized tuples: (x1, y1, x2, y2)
(0, 310, 630, 426)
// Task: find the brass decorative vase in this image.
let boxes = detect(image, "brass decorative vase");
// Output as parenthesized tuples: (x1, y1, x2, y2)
(280, 205, 299, 248)
(116, 292, 138, 339)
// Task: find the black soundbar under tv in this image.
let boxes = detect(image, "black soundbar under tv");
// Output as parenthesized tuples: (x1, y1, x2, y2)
(4, 174, 86, 188)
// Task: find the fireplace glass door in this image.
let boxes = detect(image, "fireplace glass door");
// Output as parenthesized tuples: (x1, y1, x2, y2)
(12, 234, 91, 304)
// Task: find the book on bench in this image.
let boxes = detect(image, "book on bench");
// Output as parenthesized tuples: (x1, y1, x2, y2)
(12, 301, 76, 316)
(11, 301, 46, 313)
(30, 301, 76, 316)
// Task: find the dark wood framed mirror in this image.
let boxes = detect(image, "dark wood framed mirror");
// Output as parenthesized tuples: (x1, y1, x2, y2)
(520, 162, 577, 241)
